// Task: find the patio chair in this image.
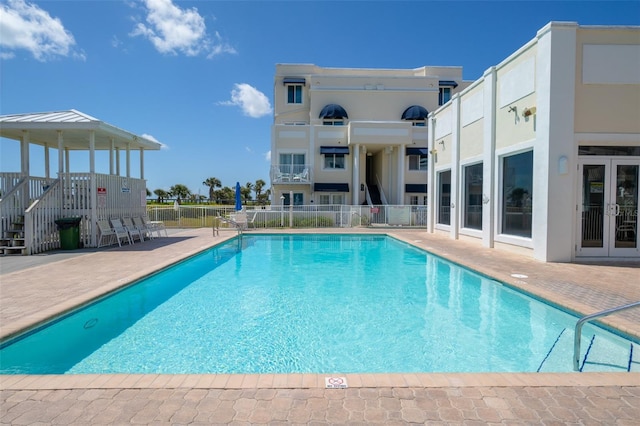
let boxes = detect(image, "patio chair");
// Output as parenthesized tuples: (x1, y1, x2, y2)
(133, 216, 155, 240)
(96, 220, 116, 248)
(109, 218, 134, 246)
(142, 216, 167, 237)
(122, 217, 144, 243)
(233, 211, 248, 230)
(293, 168, 309, 182)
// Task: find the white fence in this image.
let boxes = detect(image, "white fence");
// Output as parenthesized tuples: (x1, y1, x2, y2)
(147, 204, 429, 229)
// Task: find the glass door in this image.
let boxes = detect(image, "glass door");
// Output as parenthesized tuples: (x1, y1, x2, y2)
(578, 159, 639, 257)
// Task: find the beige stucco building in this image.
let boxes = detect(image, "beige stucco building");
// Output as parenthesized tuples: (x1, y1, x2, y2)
(271, 21, 640, 262)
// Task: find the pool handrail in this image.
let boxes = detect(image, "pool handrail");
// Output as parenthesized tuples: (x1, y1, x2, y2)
(573, 301, 640, 371)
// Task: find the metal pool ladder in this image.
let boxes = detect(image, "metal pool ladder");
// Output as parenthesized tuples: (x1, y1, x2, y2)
(573, 301, 640, 371)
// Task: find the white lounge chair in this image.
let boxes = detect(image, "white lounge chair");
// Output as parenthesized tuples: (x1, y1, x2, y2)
(142, 216, 167, 237)
(133, 216, 155, 240)
(97, 220, 116, 247)
(293, 168, 309, 182)
(109, 218, 134, 246)
(122, 217, 144, 242)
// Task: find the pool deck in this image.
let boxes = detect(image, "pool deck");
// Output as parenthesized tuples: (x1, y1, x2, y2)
(1, 227, 639, 424)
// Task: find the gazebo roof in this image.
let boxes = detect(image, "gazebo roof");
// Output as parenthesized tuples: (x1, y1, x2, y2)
(0, 109, 162, 151)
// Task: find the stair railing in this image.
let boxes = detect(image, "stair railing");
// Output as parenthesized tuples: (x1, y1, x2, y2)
(375, 174, 388, 205)
(573, 301, 640, 371)
(363, 182, 373, 207)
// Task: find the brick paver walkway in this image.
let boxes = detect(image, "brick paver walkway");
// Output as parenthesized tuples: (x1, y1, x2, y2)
(1, 228, 639, 424)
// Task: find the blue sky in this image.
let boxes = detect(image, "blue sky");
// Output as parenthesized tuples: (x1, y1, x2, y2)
(1, 0, 639, 197)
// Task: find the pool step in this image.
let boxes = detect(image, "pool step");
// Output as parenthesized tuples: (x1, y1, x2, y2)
(580, 336, 639, 372)
(537, 329, 638, 372)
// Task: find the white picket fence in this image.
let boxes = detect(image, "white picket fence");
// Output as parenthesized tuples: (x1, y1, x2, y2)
(146, 204, 429, 229)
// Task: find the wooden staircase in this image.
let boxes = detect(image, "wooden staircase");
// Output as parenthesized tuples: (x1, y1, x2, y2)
(1, 216, 26, 255)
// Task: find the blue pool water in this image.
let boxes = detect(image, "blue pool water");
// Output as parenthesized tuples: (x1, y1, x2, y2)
(0, 234, 637, 374)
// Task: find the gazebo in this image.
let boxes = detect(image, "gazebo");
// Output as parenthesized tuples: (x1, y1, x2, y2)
(0, 110, 162, 254)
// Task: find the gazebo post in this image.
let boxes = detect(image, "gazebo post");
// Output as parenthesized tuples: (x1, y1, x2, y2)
(20, 130, 30, 208)
(109, 138, 115, 175)
(140, 148, 144, 180)
(126, 143, 131, 178)
(44, 145, 50, 180)
(89, 130, 97, 247)
(115, 147, 121, 176)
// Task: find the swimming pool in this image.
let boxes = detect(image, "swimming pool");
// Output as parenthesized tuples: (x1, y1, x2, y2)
(0, 234, 637, 374)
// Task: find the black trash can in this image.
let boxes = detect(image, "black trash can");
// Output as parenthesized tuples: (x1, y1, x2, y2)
(55, 217, 81, 250)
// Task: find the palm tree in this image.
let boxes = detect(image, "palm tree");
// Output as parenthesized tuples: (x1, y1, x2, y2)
(169, 184, 191, 204)
(254, 179, 265, 199)
(216, 186, 235, 204)
(202, 177, 222, 202)
(153, 189, 169, 203)
(243, 182, 253, 203)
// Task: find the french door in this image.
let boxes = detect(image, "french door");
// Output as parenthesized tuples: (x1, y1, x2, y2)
(578, 158, 639, 257)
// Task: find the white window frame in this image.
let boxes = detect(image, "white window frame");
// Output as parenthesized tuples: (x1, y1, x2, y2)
(408, 154, 428, 171)
(439, 87, 451, 106)
(323, 153, 346, 170)
(322, 119, 344, 126)
(318, 193, 345, 204)
(286, 84, 303, 104)
(460, 160, 484, 237)
(494, 143, 535, 249)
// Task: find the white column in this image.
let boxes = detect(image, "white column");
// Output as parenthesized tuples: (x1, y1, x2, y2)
(397, 144, 405, 205)
(109, 138, 115, 175)
(115, 148, 121, 176)
(426, 115, 436, 232)
(352, 143, 360, 205)
(44, 145, 50, 180)
(533, 22, 578, 261)
(482, 67, 497, 248)
(450, 95, 461, 239)
(57, 131, 64, 176)
(20, 130, 29, 176)
(126, 143, 131, 178)
(139, 148, 145, 180)
(20, 130, 30, 208)
(89, 130, 96, 173)
(89, 130, 97, 247)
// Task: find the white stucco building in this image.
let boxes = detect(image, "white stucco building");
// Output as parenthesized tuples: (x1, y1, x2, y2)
(270, 21, 640, 262)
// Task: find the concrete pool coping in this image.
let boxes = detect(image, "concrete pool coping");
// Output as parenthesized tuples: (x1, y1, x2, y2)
(1, 227, 639, 423)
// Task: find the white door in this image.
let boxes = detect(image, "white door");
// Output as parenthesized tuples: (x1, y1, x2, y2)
(578, 158, 639, 257)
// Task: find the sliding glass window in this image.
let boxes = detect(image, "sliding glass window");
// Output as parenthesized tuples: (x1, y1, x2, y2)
(463, 163, 483, 230)
(502, 151, 533, 238)
(438, 170, 451, 225)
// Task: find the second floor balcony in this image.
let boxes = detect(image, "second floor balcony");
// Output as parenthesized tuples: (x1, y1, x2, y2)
(270, 165, 312, 184)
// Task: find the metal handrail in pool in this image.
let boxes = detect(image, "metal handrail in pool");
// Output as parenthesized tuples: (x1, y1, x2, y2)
(573, 301, 640, 371)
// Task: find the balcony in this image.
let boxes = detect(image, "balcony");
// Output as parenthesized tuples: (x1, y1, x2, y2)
(270, 165, 311, 184)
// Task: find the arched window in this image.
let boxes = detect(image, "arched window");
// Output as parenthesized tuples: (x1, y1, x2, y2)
(319, 104, 348, 125)
(401, 105, 428, 126)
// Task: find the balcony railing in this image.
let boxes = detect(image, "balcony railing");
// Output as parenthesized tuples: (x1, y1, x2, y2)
(270, 165, 311, 184)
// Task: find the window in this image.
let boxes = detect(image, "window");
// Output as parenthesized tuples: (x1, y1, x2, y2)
(438, 170, 451, 225)
(282, 192, 304, 206)
(463, 163, 483, 230)
(502, 151, 533, 238)
(411, 120, 426, 127)
(287, 84, 303, 104)
(324, 153, 345, 169)
(322, 119, 344, 126)
(439, 87, 451, 106)
(410, 195, 419, 205)
(318, 194, 345, 204)
(279, 153, 305, 176)
(409, 154, 427, 171)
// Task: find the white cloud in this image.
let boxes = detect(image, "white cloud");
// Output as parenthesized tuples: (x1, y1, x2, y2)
(130, 0, 236, 57)
(220, 83, 272, 118)
(264, 151, 271, 161)
(0, 0, 84, 61)
(141, 133, 169, 150)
